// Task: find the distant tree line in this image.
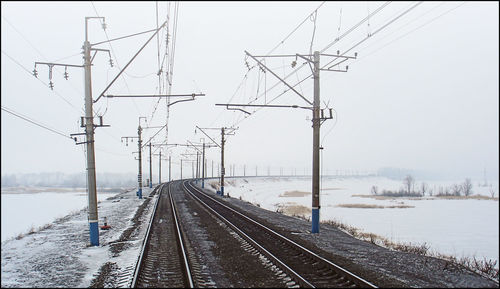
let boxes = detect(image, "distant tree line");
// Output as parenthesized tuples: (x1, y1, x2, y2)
(1, 172, 137, 188)
(371, 175, 475, 197)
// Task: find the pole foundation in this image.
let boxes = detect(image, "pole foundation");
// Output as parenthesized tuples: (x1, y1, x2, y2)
(311, 208, 319, 233)
(89, 221, 99, 246)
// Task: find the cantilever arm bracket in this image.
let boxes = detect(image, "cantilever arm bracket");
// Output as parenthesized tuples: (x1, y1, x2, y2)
(227, 105, 251, 115)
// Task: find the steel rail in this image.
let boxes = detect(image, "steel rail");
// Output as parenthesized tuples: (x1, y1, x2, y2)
(182, 180, 313, 288)
(131, 182, 195, 288)
(183, 180, 377, 288)
(131, 183, 162, 288)
(169, 182, 195, 288)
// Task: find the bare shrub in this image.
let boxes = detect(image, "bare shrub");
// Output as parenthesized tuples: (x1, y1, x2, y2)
(392, 242, 429, 256)
(462, 178, 473, 197)
(371, 185, 378, 195)
(420, 182, 428, 196)
(451, 184, 463, 196)
(403, 175, 415, 195)
(489, 185, 496, 198)
(322, 218, 499, 281)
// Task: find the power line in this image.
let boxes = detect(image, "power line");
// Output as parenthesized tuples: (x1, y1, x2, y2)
(355, 1, 467, 63)
(90, 1, 141, 116)
(2, 15, 84, 98)
(1, 50, 83, 114)
(231, 2, 393, 125)
(1, 106, 73, 140)
(211, 2, 326, 128)
(230, 1, 423, 129)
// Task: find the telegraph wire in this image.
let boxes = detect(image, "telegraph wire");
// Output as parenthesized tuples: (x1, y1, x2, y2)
(1, 106, 73, 140)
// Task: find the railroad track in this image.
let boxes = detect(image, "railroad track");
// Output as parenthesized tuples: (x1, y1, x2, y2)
(131, 182, 194, 288)
(183, 180, 377, 288)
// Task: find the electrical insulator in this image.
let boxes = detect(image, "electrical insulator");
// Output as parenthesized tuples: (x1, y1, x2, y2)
(109, 58, 114, 67)
(64, 67, 69, 80)
(346, 65, 349, 71)
(337, 50, 340, 55)
(32, 68, 38, 78)
(102, 22, 107, 30)
(49, 81, 54, 90)
(291, 60, 297, 68)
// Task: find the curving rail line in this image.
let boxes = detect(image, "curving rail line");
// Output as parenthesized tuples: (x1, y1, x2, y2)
(182, 180, 377, 288)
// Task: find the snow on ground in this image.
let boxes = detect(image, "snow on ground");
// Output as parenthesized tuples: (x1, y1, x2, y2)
(1, 186, 156, 288)
(1, 187, 119, 242)
(218, 176, 499, 266)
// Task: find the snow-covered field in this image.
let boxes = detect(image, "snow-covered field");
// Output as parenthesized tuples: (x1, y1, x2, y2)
(217, 176, 499, 265)
(1, 176, 498, 288)
(1, 186, 156, 288)
(1, 187, 121, 242)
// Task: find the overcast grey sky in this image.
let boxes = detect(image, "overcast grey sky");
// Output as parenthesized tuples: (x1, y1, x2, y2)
(1, 1, 498, 181)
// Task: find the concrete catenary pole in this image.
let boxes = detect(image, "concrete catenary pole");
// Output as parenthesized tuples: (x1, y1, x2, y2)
(158, 150, 161, 184)
(311, 50, 320, 233)
(149, 142, 152, 188)
(169, 155, 171, 181)
(202, 142, 206, 188)
(195, 151, 199, 183)
(180, 159, 183, 180)
(83, 18, 99, 246)
(137, 125, 143, 199)
(220, 127, 225, 196)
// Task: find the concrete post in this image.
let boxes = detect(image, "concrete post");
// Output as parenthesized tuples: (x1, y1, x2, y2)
(221, 127, 225, 196)
(83, 30, 99, 246)
(149, 142, 152, 188)
(202, 142, 205, 188)
(312, 51, 320, 233)
(137, 125, 143, 199)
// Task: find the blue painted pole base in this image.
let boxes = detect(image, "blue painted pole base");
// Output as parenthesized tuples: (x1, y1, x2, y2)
(202, 180, 205, 188)
(221, 186, 224, 197)
(138, 188, 142, 199)
(311, 208, 319, 233)
(90, 221, 99, 246)
(149, 182, 152, 188)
